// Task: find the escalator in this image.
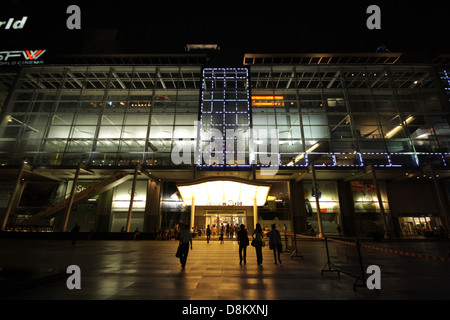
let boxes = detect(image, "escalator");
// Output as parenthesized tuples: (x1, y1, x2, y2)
(19, 172, 132, 226)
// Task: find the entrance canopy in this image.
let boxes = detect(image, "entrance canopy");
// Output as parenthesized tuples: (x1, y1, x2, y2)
(177, 179, 270, 207)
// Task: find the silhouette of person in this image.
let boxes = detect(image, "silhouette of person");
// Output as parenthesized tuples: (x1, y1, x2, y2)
(71, 223, 80, 245)
(252, 223, 264, 266)
(237, 224, 249, 265)
(337, 224, 342, 237)
(133, 227, 140, 240)
(206, 225, 211, 243)
(220, 224, 225, 244)
(268, 224, 282, 264)
(179, 224, 193, 269)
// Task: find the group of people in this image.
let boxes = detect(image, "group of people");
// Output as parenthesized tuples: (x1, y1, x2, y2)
(156, 227, 180, 240)
(245, 223, 283, 266)
(176, 223, 283, 269)
(204, 223, 241, 243)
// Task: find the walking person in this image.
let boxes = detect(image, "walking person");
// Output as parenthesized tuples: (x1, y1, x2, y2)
(71, 223, 80, 245)
(252, 223, 264, 266)
(133, 227, 140, 240)
(269, 224, 282, 264)
(178, 224, 193, 269)
(206, 225, 211, 243)
(237, 224, 249, 265)
(337, 224, 342, 237)
(220, 223, 225, 243)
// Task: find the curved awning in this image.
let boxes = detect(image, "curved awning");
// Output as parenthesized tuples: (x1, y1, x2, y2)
(177, 178, 271, 207)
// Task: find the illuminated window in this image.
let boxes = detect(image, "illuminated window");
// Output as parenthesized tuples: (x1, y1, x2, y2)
(251, 96, 285, 107)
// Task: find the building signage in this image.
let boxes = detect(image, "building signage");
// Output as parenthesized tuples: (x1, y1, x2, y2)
(205, 200, 243, 207)
(0, 16, 28, 30)
(0, 50, 46, 66)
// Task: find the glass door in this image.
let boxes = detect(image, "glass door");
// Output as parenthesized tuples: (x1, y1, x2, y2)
(205, 210, 246, 239)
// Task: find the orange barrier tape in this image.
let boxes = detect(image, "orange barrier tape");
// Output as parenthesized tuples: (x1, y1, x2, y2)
(287, 233, 450, 262)
(284, 233, 323, 240)
(327, 238, 356, 246)
(360, 244, 450, 262)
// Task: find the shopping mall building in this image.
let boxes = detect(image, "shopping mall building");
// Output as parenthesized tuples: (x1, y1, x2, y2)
(1, 50, 450, 238)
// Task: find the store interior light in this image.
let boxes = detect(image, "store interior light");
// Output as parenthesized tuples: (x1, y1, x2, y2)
(252, 96, 284, 107)
(385, 115, 414, 139)
(252, 96, 284, 100)
(287, 142, 320, 166)
(6, 115, 39, 132)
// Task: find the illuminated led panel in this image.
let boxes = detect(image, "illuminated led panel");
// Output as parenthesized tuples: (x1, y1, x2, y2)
(199, 68, 251, 166)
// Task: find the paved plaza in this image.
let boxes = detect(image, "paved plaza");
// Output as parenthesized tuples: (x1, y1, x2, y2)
(1, 236, 450, 301)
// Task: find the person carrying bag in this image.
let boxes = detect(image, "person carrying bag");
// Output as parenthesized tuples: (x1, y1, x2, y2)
(252, 223, 264, 266)
(268, 224, 282, 264)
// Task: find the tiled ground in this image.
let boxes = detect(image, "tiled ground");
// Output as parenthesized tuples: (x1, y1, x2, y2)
(1, 237, 450, 300)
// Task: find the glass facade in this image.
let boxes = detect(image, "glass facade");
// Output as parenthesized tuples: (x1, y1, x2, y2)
(249, 64, 450, 169)
(1, 64, 449, 169)
(0, 66, 201, 167)
(439, 68, 450, 103)
(1, 53, 450, 237)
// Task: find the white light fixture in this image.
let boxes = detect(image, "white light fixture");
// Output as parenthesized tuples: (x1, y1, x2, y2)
(385, 115, 414, 139)
(177, 179, 270, 206)
(287, 142, 320, 166)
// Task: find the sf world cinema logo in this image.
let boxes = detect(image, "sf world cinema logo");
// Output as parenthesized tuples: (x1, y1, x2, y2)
(0, 50, 46, 66)
(0, 16, 28, 30)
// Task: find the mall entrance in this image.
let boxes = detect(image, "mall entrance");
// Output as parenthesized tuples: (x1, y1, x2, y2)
(205, 210, 247, 238)
(176, 178, 271, 234)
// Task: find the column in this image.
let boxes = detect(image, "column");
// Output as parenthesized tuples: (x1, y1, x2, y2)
(337, 180, 357, 237)
(62, 163, 82, 232)
(143, 179, 161, 232)
(126, 163, 140, 232)
(310, 164, 324, 238)
(367, 165, 389, 239)
(190, 197, 196, 232)
(1, 161, 26, 230)
(94, 188, 113, 232)
(429, 165, 450, 230)
(288, 180, 308, 235)
(253, 197, 258, 229)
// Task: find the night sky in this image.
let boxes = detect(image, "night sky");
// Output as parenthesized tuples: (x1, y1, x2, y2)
(2, 0, 450, 63)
